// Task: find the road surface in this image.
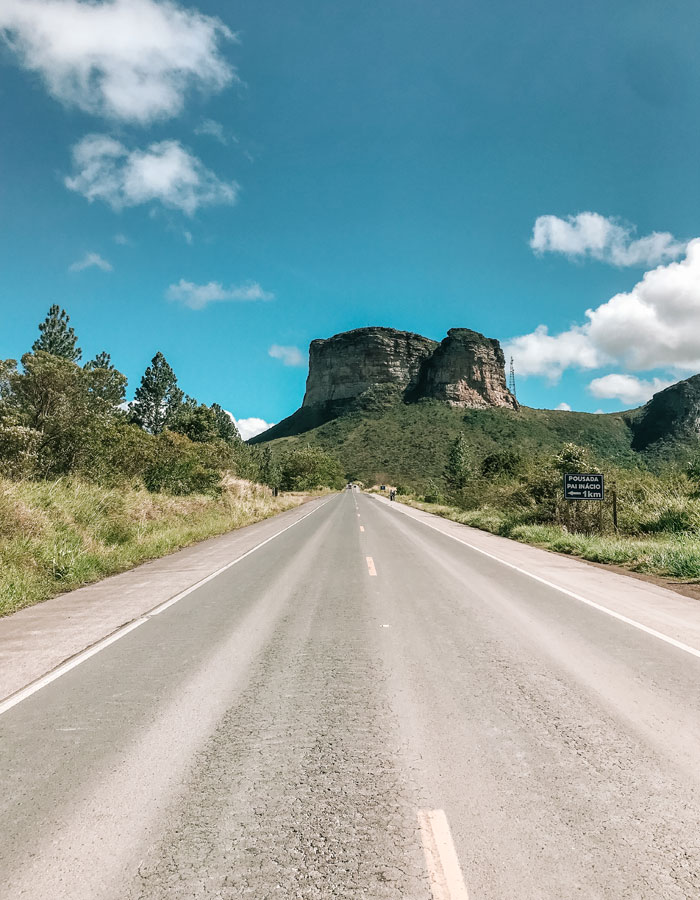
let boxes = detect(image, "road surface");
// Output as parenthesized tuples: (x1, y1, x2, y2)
(1, 490, 700, 899)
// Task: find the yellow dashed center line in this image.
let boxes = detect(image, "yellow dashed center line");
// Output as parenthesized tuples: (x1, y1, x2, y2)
(366, 556, 377, 576)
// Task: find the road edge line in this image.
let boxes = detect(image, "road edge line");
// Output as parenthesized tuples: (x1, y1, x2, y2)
(417, 809, 470, 900)
(0, 496, 335, 716)
(372, 496, 700, 661)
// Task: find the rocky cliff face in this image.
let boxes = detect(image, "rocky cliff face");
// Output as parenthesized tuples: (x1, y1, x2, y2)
(631, 375, 700, 450)
(419, 328, 518, 410)
(251, 325, 518, 443)
(302, 327, 438, 409)
(301, 326, 517, 412)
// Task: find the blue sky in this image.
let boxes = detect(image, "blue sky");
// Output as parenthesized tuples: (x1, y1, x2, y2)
(2, 0, 700, 436)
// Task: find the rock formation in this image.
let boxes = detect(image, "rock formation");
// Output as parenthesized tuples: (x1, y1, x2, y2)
(302, 327, 438, 410)
(419, 328, 518, 410)
(298, 325, 517, 414)
(252, 326, 519, 442)
(631, 374, 700, 450)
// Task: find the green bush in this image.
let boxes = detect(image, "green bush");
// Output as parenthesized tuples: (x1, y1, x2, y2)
(143, 433, 224, 495)
(639, 501, 700, 533)
(278, 446, 344, 491)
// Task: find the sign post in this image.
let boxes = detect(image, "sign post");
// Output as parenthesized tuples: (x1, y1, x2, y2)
(563, 473, 604, 501)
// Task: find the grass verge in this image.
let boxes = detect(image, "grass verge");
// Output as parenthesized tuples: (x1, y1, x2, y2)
(401, 498, 700, 581)
(0, 476, 315, 617)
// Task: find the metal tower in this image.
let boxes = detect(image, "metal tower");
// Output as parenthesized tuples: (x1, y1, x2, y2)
(508, 357, 517, 398)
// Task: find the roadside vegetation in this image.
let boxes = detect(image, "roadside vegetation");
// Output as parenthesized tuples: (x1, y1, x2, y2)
(0, 477, 310, 617)
(0, 307, 344, 614)
(264, 397, 638, 487)
(397, 436, 700, 581)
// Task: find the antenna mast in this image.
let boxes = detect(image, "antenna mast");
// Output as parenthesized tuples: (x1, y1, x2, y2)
(508, 356, 517, 399)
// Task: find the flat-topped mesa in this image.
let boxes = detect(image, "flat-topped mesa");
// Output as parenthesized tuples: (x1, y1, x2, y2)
(251, 325, 518, 444)
(420, 328, 519, 410)
(301, 327, 438, 409)
(301, 325, 517, 411)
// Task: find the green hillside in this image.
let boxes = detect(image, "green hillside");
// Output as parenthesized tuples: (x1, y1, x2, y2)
(260, 400, 639, 488)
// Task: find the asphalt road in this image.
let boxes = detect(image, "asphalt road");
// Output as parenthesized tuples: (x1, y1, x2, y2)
(2, 490, 700, 899)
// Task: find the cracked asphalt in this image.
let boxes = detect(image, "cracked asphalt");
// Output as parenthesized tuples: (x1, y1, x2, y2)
(1, 490, 700, 898)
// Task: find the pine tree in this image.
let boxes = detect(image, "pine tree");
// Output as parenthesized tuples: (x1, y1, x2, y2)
(129, 352, 184, 434)
(444, 433, 472, 493)
(32, 305, 81, 361)
(211, 403, 240, 444)
(84, 351, 114, 371)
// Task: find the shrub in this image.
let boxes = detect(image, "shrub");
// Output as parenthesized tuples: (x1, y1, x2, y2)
(422, 480, 445, 504)
(278, 446, 344, 491)
(480, 449, 522, 479)
(143, 433, 224, 495)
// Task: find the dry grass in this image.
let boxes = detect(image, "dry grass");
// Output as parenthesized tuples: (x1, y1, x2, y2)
(0, 477, 313, 617)
(402, 497, 700, 582)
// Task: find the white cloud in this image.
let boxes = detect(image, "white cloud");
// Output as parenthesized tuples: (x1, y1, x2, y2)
(504, 324, 603, 379)
(114, 232, 131, 245)
(69, 251, 113, 272)
(66, 135, 238, 215)
(235, 417, 274, 441)
(506, 239, 700, 379)
(587, 374, 673, 406)
(195, 119, 227, 143)
(531, 212, 686, 267)
(268, 344, 305, 367)
(166, 279, 273, 310)
(555, 402, 571, 411)
(0, 0, 235, 124)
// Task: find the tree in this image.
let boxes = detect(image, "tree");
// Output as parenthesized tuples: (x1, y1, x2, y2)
(211, 403, 240, 444)
(480, 449, 522, 479)
(170, 403, 222, 443)
(279, 446, 345, 491)
(259, 445, 282, 490)
(84, 351, 114, 371)
(170, 401, 241, 445)
(84, 351, 126, 406)
(553, 442, 592, 474)
(32, 305, 81, 361)
(4, 351, 126, 475)
(444, 433, 472, 493)
(130, 352, 183, 434)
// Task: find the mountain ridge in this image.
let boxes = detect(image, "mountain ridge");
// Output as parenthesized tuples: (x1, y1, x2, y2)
(251, 325, 700, 484)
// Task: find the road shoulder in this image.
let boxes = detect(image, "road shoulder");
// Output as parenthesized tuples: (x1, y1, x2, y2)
(372, 494, 700, 654)
(0, 496, 330, 703)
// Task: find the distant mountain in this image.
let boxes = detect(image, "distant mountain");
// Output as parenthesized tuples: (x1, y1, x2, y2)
(251, 326, 700, 485)
(631, 374, 700, 452)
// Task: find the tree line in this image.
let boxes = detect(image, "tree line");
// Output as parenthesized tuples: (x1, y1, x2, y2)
(0, 306, 344, 493)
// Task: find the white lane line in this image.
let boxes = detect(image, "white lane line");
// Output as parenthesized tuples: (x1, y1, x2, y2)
(366, 556, 377, 577)
(0, 497, 335, 717)
(418, 809, 470, 900)
(360, 525, 365, 532)
(378, 498, 700, 661)
(149, 496, 333, 616)
(0, 620, 147, 717)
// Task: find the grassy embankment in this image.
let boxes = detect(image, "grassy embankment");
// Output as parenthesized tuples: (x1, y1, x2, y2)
(262, 400, 638, 488)
(0, 476, 313, 617)
(399, 497, 700, 581)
